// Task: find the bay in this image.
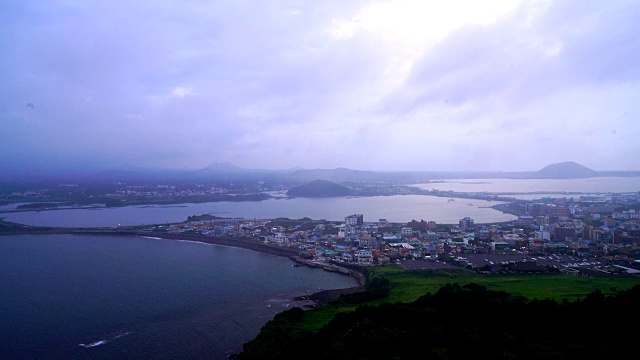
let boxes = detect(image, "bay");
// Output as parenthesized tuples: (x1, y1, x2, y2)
(0, 234, 358, 360)
(5, 178, 636, 229)
(1, 195, 515, 228)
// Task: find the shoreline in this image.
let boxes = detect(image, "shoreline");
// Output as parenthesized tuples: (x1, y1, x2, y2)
(109, 231, 367, 306)
(1, 229, 366, 307)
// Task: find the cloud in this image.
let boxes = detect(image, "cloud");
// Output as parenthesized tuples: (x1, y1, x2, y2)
(1, 0, 639, 172)
(385, 0, 640, 113)
(170, 87, 193, 99)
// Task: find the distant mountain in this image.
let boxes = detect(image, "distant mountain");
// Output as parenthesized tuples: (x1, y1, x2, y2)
(288, 167, 377, 182)
(534, 161, 597, 179)
(286, 180, 352, 198)
(201, 161, 245, 172)
(10, 159, 639, 184)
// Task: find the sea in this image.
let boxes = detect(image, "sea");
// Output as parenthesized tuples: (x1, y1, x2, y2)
(0, 234, 358, 360)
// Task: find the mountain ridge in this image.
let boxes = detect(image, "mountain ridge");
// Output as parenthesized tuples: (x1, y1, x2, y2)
(5, 161, 640, 182)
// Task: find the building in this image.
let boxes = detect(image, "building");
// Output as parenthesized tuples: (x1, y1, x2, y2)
(401, 227, 413, 237)
(345, 214, 364, 226)
(554, 226, 576, 242)
(517, 216, 535, 226)
(355, 250, 373, 265)
(542, 205, 569, 218)
(594, 230, 613, 243)
(359, 234, 377, 249)
(491, 241, 511, 253)
(271, 232, 287, 244)
(535, 215, 549, 226)
(459, 217, 474, 231)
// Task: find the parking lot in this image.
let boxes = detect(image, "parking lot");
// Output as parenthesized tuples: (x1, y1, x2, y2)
(397, 253, 606, 271)
(396, 258, 460, 271)
(463, 253, 605, 270)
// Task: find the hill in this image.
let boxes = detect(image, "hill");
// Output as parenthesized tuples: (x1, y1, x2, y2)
(201, 161, 245, 172)
(535, 161, 597, 178)
(286, 180, 351, 197)
(237, 283, 640, 360)
(287, 168, 377, 182)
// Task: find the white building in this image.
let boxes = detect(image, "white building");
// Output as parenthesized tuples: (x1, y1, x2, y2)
(345, 214, 363, 226)
(355, 250, 373, 265)
(271, 232, 287, 244)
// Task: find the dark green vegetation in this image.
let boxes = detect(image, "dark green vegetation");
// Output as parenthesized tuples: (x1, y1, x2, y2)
(186, 214, 227, 221)
(281, 267, 640, 334)
(265, 217, 339, 231)
(238, 282, 640, 360)
(286, 180, 352, 197)
(0, 178, 271, 208)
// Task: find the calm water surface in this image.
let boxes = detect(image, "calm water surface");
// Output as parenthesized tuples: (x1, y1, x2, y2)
(1, 195, 515, 227)
(0, 234, 357, 360)
(4, 178, 636, 228)
(413, 177, 640, 193)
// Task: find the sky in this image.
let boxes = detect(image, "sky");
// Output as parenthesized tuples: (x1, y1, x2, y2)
(2, 0, 639, 173)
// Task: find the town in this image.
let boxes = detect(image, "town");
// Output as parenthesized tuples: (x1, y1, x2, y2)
(141, 192, 640, 278)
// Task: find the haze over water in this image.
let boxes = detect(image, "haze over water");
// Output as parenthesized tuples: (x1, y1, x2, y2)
(415, 177, 640, 194)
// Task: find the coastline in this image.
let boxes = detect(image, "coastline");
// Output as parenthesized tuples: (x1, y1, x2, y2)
(491, 203, 528, 218)
(124, 232, 367, 306)
(1, 229, 366, 307)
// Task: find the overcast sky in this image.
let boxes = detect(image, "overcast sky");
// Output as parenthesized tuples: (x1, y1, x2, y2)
(2, 0, 639, 173)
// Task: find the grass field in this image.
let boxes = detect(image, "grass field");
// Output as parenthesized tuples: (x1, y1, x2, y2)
(299, 265, 640, 331)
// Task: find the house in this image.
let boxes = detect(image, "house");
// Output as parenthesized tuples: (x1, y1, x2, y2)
(341, 252, 354, 263)
(355, 250, 373, 265)
(401, 227, 413, 237)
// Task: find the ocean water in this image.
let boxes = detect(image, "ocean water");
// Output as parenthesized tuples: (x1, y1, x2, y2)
(0, 234, 358, 360)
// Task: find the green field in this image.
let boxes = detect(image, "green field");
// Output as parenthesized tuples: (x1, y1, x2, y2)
(299, 265, 640, 331)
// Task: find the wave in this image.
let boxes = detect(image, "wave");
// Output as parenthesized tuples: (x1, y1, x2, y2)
(79, 331, 132, 349)
(78, 340, 108, 348)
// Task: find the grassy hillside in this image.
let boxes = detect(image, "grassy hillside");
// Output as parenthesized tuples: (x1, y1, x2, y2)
(298, 265, 640, 331)
(238, 278, 640, 360)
